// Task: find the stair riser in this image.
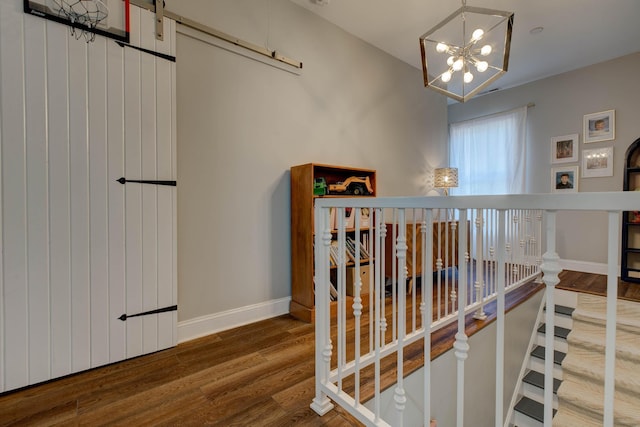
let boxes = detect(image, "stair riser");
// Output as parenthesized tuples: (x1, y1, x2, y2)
(535, 333, 568, 353)
(544, 313, 573, 330)
(554, 289, 578, 309)
(513, 410, 543, 427)
(521, 383, 558, 408)
(528, 358, 563, 380)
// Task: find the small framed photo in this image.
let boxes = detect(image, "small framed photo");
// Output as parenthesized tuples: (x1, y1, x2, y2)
(551, 166, 579, 193)
(551, 134, 579, 163)
(582, 147, 613, 178)
(583, 110, 615, 143)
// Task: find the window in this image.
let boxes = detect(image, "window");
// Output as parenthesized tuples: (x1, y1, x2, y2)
(449, 106, 527, 195)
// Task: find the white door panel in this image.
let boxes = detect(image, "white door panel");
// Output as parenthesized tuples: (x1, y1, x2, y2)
(0, 1, 176, 392)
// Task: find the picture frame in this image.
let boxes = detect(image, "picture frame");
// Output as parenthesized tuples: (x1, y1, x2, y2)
(582, 147, 613, 178)
(551, 166, 579, 193)
(551, 134, 579, 164)
(583, 110, 615, 143)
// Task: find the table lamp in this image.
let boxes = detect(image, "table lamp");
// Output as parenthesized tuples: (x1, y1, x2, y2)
(434, 167, 458, 196)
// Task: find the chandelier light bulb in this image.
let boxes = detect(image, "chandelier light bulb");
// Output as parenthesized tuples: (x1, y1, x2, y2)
(476, 61, 488, 72)
(453, 58, 464, 71)
(464, 71, 474, 83)
(436, 42, 448, 53)
(441, 71, 452, 83)
(471, 28, 484, 42)
(447, 56, 455, 66)
(480, 45, 492, 56)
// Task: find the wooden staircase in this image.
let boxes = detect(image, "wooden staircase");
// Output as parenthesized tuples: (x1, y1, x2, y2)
(512, 300, 573, 427)
(553, 293, 640, 426)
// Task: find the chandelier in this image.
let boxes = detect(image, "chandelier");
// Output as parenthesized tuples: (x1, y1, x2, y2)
(419, 0, 514, 102)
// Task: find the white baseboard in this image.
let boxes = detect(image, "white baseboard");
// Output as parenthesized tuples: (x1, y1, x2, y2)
(560, 259, 615, 275)
(177, 297, 292, 344)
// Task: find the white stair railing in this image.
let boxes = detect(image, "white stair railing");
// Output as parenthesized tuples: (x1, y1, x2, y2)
(311, 193, 639, 427)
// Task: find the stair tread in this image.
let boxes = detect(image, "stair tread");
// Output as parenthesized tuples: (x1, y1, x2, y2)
(544, 304, 575, 317)
(554, 305, 575, 316)
(523, 370, 562, 393)
(514, 396, 557, 423)
(538, 323, 571, 339)
(531, 345, 566, 365)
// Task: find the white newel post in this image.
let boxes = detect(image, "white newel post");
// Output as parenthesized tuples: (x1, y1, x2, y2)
(540, 210, 561, 426)
(603, 211, 619, 427)
(455, 209, 469, 427)
(394, 209, 408, 427)
(311, 206, 334, 416)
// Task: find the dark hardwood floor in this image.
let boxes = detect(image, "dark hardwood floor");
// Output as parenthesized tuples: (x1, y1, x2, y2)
(556, 269, 640, 301)
(0, 270, 637, 426)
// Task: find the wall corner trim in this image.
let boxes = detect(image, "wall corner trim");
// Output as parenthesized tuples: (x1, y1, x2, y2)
(177, 297, 292, 343)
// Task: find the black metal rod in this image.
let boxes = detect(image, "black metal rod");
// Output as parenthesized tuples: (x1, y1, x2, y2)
(118, 305, 177, 321)
(115, 41, 176, 62)
(117, 177, 176, 186)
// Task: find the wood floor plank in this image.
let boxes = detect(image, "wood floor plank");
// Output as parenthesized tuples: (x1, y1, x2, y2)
(201, 358, 316, 419)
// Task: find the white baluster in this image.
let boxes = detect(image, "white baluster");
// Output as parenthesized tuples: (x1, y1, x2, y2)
(374, 208, 383, 423)
(353, 209, 362, 407)
(535, 211, 543, 283)
(474, 210, 486, 319)
(380, 216, 388, 347)
(395, 209, 408, 426)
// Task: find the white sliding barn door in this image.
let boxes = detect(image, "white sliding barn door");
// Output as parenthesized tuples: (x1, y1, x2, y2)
(0, 1, 177, 392)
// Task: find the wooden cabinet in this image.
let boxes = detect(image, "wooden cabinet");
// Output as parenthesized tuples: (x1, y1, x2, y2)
(290, 163, 376, 322)
(622, 137, 640, 282)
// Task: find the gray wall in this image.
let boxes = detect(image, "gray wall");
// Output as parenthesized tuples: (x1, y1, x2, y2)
(449, 53, 640, 264)
(166, 0, 448, 321)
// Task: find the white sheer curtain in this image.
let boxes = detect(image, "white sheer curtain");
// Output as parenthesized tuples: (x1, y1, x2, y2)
(449, 106, 527, 195)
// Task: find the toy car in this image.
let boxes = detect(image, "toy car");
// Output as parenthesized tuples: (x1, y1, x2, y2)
(329, 176, 373, 195)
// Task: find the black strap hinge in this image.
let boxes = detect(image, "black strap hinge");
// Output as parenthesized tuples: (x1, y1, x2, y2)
(117, 177, 176, 186)
(118, 305, 177, 321)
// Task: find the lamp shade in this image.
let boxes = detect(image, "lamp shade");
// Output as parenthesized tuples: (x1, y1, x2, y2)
(434, 167, 459, 188)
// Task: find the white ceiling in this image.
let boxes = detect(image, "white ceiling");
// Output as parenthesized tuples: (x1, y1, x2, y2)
(289, 0, 640, 96)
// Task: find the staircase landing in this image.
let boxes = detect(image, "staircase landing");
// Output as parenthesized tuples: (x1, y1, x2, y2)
(557, 270, 640, 302)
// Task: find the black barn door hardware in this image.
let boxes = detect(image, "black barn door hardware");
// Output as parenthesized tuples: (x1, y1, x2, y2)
(118, 305, 177, 321)
(114, 41, 176, 62)
(117, 177, 176, 186)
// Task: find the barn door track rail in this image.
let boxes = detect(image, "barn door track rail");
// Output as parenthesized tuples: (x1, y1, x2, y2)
(117, 177, 176, 186)
(118, 305, 177, 321)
